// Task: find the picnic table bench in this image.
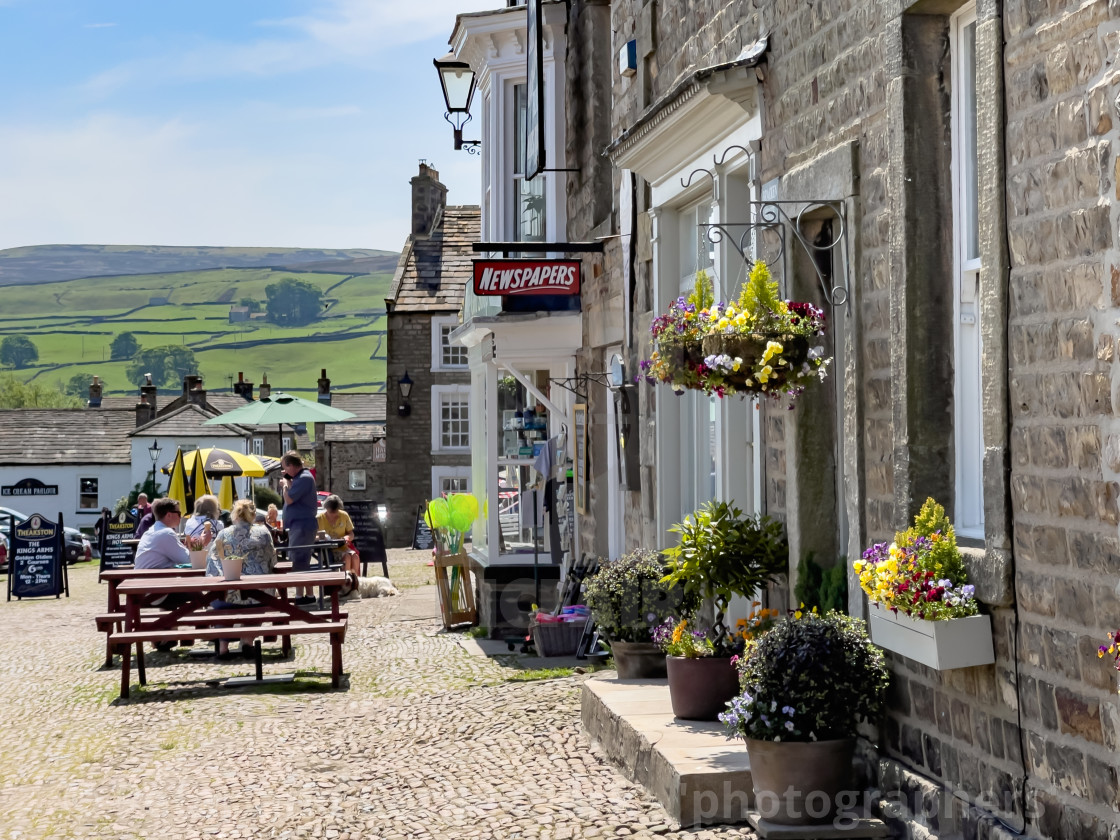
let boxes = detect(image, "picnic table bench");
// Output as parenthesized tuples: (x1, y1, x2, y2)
(111, 570, 349, 699)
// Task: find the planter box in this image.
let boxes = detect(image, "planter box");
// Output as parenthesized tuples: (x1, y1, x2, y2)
(868, 610, 994, 670)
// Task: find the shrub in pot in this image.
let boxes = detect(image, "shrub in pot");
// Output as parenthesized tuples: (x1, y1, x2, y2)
(720, 610, 889, 825)
(661, 500, 788, 654)
(583, 548, 696, 678)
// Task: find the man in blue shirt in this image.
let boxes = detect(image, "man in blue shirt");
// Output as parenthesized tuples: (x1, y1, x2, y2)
(280, 451, 318, 604)
(134, 498, 190, 569)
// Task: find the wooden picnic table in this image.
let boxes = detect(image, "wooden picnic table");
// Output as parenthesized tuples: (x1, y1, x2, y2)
(112, 570, 349, 699)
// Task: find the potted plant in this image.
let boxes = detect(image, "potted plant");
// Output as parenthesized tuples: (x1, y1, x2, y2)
(658, 500, 788, 719)
(720, 610, 889, 825)
(853, 497, 994, 670)
(583, 548, 695, 678)
(651, 605, 778, 720)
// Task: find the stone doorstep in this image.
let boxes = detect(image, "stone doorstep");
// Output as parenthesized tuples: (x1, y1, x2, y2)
(581, 675, 753, 827)
(747, 813, 889, 839)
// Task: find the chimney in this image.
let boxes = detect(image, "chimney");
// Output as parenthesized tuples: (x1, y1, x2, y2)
(188, 379, 207, 407)
(258, 373, 271, 400)
(411, 162, 447, 237)
(232, 371, 254, 400)
(182, 374, 202, 396)
(135, 394, 155, 427)
(139, 373, 158, 415)
(317, 368, 332, 405)
(88, 376, 103, 408)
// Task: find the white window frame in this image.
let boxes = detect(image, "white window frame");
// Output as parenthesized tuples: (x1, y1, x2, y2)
(78, 477, 99, 511)
(431, 385, 471, 453)
(282, 436, 292, 453)
(252, 438, 264, 456)
(951, 2, 984, 540)
(431, 466, 472, 500)
(431, 315, 468, 371)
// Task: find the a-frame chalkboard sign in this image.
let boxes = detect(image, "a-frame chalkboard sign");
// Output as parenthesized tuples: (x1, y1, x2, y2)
(98, 510, 137, 571)
(7, 512, 69, 600)
(346, 500, 388, 577)
(411, 503, 435, 551)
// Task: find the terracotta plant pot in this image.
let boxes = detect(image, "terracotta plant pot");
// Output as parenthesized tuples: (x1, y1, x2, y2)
(666, 655, 740, 720)
(610, 641, 667, 679)
(745, 737, 855, 825)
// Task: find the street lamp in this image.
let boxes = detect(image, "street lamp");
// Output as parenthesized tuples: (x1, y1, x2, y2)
(397, 371, 413, 418)
(434, 53, 480, 153)
(148, 439, 162, 495)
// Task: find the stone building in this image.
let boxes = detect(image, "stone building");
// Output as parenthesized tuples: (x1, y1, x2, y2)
(382, 164, 477, 547)
(310, 368, 388, 511)
(439, 0, 1120, 836)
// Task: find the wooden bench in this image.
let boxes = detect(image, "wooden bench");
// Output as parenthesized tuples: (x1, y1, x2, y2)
(110, 621, 347, 699)
(96, 608, 348, 664)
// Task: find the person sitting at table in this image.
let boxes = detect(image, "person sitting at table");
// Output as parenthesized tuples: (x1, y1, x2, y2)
(317, 495, 360, 582)
(183, 494, 222, 550)
(205, 499, 278, 659)
(134, 498, 189, 570)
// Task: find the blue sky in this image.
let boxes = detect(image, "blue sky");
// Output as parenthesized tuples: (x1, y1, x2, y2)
(0, 0, 495, 252)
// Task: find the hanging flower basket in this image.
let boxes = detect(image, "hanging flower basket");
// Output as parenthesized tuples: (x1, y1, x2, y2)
(640, 262, 831, 402)
(868, 609, 994, 670)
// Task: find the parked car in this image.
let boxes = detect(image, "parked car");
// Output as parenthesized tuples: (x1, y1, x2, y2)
(0, 505, 86, 564)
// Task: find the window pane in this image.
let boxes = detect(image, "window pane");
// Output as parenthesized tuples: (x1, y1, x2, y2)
(252, 438, 264, 456)
(79, 478, 98, 510)
(441, 325, 468, 367)
(962, 20, 979, 261)
(441, 396, 470, 448)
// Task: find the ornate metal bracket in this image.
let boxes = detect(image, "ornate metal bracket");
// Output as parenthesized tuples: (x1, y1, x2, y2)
(550, 373, 609, 403)
(703, 199, 849, 307)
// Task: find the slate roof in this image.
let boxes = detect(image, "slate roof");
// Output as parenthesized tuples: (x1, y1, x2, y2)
(91, 396, 142, 411)
(323, 393, 386, 423)
(323, 423, 386, 443)
(129, 404, 248, 438)
(0, 409, 135, 465)
(386, 204, 479, 314)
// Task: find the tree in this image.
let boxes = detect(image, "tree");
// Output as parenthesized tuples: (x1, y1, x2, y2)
(238, 297, 261, 313)
(0, 335, 38, 369)
(64, 373, 106, 398)
(0, 374, 82, 408)
(126, 345, 199, 388)
(265, 278, 325, 326)
(110, 332, 140, 360)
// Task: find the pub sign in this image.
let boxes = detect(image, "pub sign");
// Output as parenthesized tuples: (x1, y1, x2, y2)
(473, 259, 581, 296)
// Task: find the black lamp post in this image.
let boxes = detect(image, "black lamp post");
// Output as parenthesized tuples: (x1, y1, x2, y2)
(434, 53, 481, 153)
(148, 439, 162, 495)
(397, 371, 413, 418)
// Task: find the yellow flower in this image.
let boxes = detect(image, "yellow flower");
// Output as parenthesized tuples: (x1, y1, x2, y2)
(758, 365, 773, 384)
(718, 318, 731, 330)
(762, 340, 784, 363)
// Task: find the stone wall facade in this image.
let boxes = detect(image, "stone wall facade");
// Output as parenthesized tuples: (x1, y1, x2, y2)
(382, 313, 470, 547)
(595, 0, 1120, 837)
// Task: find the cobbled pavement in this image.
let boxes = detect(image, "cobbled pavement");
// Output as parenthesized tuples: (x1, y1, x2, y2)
(0, 549, 755, 839)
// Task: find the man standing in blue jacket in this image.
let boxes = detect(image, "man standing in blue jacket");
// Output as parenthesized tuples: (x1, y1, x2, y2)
(280, 451, 318, 604)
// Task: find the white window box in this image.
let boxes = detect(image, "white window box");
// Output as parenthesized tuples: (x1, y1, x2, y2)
(868, 609, 994, 670)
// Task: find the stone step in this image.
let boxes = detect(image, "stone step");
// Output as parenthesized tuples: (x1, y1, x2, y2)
(580, 674, 753, 827)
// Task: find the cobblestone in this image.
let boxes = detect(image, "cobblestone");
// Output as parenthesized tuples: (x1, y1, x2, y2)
(0, 549, 755, 838)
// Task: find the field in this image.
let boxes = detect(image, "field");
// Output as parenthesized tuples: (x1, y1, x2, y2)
(0, 263, 395, 396)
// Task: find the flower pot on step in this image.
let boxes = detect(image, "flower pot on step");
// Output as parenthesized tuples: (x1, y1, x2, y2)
(745, 737, 855, 825)
(666, 655, 740, 720)
(610, 641, 667, 679)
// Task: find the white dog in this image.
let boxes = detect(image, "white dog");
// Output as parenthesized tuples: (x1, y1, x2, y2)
(356, 576, 399, 598)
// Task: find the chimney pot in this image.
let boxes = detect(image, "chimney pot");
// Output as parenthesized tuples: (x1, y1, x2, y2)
(88, 376, 103, 408)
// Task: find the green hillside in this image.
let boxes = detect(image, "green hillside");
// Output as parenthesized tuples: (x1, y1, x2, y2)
(0, 246, 398, 397)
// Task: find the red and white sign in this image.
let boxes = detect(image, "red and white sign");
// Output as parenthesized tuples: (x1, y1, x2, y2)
(473, 259, 581, 296)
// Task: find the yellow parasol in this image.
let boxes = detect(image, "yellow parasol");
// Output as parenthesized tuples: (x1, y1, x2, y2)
(187, 454, 212, 514)
(217, 475, 236, 511)
(166, 448, 189, 515)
